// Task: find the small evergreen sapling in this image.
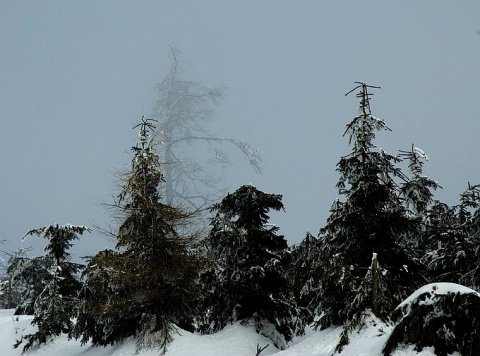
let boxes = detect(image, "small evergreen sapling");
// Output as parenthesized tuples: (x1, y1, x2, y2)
(0, 248, 37, 310)
(14, 223, 89, 352)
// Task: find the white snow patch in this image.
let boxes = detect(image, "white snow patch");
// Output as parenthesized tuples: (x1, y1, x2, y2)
(397, 282, 480, 311)
(413, 146, 428, 160)
(0, 307, 458, 356)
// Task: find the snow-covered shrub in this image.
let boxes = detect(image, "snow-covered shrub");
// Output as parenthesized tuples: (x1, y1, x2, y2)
(383, 283, 480, 356)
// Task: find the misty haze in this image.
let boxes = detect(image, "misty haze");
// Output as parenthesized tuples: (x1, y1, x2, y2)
(1, 2, 480, 355)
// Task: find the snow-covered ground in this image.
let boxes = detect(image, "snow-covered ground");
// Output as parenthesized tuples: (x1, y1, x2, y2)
(0, 309, 440, 356)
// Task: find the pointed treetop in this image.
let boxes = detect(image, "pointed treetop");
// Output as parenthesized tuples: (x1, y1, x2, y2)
(345, 82, 381, 117)
(399, 144, 430, 178)
(342, 82, 390, 154)
(132, 116, 158, 150)
(23, 223, 91, 241)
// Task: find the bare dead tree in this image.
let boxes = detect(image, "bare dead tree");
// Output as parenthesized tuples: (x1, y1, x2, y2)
(151, 46, 262, 216)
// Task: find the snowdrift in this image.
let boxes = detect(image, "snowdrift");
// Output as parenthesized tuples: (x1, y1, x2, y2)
(384, 283, 480, 356)
(3, 282, 474, 356)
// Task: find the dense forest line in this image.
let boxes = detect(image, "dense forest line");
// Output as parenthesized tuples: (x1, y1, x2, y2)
(1, 82, 480, 356)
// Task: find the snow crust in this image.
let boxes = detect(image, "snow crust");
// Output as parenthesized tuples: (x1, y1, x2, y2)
(397, 282, 480, 311)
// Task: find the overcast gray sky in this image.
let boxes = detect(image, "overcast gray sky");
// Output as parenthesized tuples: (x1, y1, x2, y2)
(1, 1, 480, 260)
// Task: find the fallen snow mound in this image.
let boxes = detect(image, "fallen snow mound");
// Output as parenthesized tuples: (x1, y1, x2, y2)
(384, 282, 480, 356)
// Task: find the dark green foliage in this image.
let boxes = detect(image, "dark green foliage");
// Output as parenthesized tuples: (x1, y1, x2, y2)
(384, 284, 480, 356)
(199, 185, 296, 349)
(289, 231, 319, 330)
(420, 200, 454, 256)
(422, 183, 480, 288)
(14, 224, 89, 352)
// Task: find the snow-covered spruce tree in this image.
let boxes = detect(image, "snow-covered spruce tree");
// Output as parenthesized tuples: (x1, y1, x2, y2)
(422, 183, 480, 288)
(289, 231, 319, 330)
(14, 224, 89, 352)
(309, 83, 422, 351)
(0, 249, 34, 310)
(88, 117, 199, 354)
(199, 184, 296, 349)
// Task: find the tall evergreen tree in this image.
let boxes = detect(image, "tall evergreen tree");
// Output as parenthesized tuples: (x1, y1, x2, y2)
(84, 117, 199, 354)
(14, 224, 89, 352)
(199, 184, 296, 350)
(307, 83, 421, 350)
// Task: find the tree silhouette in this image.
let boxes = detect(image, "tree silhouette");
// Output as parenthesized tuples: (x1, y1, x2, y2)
(86, 117, 199, 354)
(199, 185, 296, 350)
(151, 46, 262, 213)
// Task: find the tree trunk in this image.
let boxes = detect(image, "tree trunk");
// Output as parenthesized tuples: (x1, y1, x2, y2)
(165, 142, 174, 205)
(372, 252, 379, 316)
